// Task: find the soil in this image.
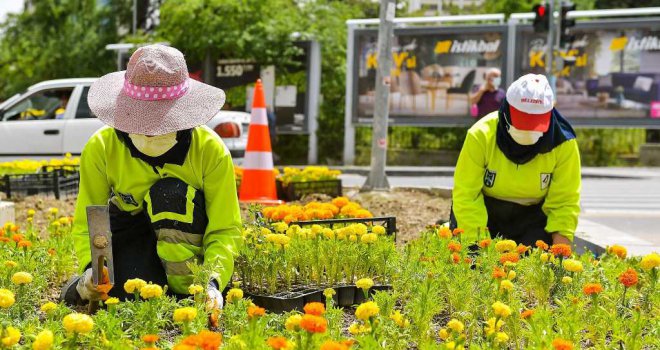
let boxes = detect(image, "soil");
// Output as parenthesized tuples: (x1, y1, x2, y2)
(6, 188, 452, 244)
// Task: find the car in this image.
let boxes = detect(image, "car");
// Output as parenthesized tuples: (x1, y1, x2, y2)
(0, 78, 249, 164)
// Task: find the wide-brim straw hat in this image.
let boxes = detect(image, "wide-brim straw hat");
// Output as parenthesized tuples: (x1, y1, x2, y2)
(88, 44, 225, 135)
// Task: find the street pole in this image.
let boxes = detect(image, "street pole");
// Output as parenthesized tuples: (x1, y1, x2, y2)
(546, 0, 556, 93)
(362, 0, 396, 191)
(132, 0, 137, 35)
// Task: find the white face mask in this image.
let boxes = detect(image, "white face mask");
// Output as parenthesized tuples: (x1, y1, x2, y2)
(128, 132, 178, 157)
(507, 125, 543, 146)
(492, 77, 501, 89)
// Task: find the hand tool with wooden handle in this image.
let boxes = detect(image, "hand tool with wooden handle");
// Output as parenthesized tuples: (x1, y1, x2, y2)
(86, 205, 114, 313)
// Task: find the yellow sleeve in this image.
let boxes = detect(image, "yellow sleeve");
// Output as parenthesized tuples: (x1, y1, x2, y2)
(72, 133, 111, 274)
(452, 130, 488, 238)
(201, 138, 243, 290)
(543, 139, 581, 241)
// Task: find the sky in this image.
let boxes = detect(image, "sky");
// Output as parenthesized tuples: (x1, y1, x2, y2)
(0, 1, 23, 23)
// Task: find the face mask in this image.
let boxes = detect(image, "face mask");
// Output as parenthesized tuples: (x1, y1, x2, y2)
(128, 132, 178, 157)
(507, 125, 543, 146)
(492, 77, 501, 89)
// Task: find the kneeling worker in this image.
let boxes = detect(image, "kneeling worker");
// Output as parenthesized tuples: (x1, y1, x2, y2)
(451, 74, 580, 246)
(63, 44, 242, 307)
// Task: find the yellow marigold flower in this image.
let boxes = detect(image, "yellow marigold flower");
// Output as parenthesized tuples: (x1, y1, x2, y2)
(438, 328, 450, 340)
(322, 228, 335, 240)
(353, 223, 368, 236)
(447, 319, 465, 333)
(188, 284, 204, 295)
(495, 240, 517, 253)
(360, 233, 377, 244)
(349, 234, 357, 242)
(389, 310, 409, 328)
(607, 245, 627, 259)
(372, 225, 386, 235)
(63, 313, 94, 334)
(356, 278, 374, 291)
(562, 276, 573, 284)
(323, 288, 336, 298)
(48, 207, 59, 215)
(484, 317, 504, 336)
(140, 284, 163, 299)
(562, 259, 584, 273)
(124, 278, 147, 294)
(540, 253, 550, 263)
(104, 298, 119, 305)
(500, 279, 514, 291)
(173, 307, 197, 323)
(40, 302, 58, 313)
(445, 342, 464, 350)
(11, 271, 33, 285)
(507, 271, 516, 280)
(227, 288, 244, 303)
(355, 301, 379, 321)
(27, 209, 36, 217)
(32, 329, 54, 350)
(272, 222, 288, 234)
(640, 253, 660, 271)
(492, 301, 512, 318)
(260, 227, 272, 236)
(0, 289, 15, 308)
(1, 326, 21, 347)
(348, 323, 371, 335)
(4, 261, 18, 268)
(58, 217, 69, 225)
(285, 314, 302, 331)
(495, 332, 509, 344)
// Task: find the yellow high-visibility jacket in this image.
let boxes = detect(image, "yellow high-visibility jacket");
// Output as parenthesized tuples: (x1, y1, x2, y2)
(452, 112, 581, 241)
(71, 125, 242, 292)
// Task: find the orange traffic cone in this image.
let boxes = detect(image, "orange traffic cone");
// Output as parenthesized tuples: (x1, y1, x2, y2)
(239, 80, 282, 205)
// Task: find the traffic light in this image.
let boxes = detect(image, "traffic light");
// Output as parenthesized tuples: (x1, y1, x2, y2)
(560, 1, 577, 48)
(533, 3, 550, 33)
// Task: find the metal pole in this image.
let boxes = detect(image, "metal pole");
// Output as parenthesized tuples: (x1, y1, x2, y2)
(307, 40, 321, 165)
(343, 23, 356, 165)
(132, 0, 137, 34)
(362, 0, 395, 191)
(546, 1, 556, 93)
(506, 17, 517, 86)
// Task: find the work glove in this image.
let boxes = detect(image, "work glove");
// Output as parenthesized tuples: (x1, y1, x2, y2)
(206, 282, 224, 310)
(76, 267, 113, 301)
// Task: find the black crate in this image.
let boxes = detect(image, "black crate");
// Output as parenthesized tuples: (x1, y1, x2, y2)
(276, 179, 342, 201)
(289, 216, 398, 241)
(2, 169, 79, 199)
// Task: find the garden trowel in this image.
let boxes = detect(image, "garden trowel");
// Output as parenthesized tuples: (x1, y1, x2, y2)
(86, 205, 115, 313)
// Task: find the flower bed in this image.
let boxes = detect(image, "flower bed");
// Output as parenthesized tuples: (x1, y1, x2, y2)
(0, 206, 658, 349)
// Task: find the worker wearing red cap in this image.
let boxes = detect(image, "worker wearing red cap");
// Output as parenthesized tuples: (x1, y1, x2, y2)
(451, 74, 580, 246)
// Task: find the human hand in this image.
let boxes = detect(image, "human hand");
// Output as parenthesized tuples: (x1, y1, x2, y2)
(551, 233, 571, 246)
(76, 267, 113, 301)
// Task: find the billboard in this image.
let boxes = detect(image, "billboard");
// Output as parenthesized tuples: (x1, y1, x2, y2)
(516, 18, 660, 127)
(352, 25, 508, 126)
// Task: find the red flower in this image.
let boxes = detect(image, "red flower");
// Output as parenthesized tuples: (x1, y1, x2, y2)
(521, 309, 535, 319)
(452, 228, 464, 236)
(499, 252, 520, 265)
(450, 253, 460, 264)
(583, 283, 603, 296)
(618, 268, 638, 288)
(300, 314, 327, 333)
(550, 244, 572, 258)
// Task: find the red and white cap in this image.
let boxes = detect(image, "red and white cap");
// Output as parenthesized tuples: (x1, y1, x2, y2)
(505, 74, 554, 132)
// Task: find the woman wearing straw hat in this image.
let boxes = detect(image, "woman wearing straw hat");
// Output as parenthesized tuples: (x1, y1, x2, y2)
(63, 44, 241, 307)
(451, 74, 580, 247)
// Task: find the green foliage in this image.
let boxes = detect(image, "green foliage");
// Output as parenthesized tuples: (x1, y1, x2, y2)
(0, 0, 129, 99)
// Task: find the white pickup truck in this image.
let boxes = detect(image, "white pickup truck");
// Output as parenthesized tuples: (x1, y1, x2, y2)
(0, 78, 249, 163)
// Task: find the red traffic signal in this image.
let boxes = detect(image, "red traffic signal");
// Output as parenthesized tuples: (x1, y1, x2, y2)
(533, 3, 550, 33)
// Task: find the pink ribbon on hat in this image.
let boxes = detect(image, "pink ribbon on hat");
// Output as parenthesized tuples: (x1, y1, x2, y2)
(123, 78, 189, 101)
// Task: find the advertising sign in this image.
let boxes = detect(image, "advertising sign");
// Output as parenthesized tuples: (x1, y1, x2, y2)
(516, 18, 660, 126)
(353, 25, 508, 126)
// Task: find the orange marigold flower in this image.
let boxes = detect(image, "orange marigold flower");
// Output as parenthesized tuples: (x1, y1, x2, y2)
(550, 244, 572, 258)
(174, 330, 222, 350)
(450, 253, 460, 264)
(320, 340, 349, 350)
(492, 267, 506, 279)
(142, 334, 160, 344)
(499, 253, 520, 265)
(535, 240, 549, 251)
(618, 268, 638, 288)
(17, 240, 32, 249)
(262, 207, 276, 219)
(452, 228, 464, 236)
(247, 305, 266, 319)
(479, 239, 492, 248)
(0, 228, 4, 236)
(583, 283, 603, 296)
(448, 241, 462, 253)
(341, 340, 355, 348)
(10, 225, 18, 232)
(607, 245, 627, 259)
(437, 226, 452, 239)
(267, 336, 292, 350)
(303, 302, 325, 316)
(331, 197, 349, 208)
(0, 237, 10, 243)
(47, 248, 56, 256)
(521, 309, 535, 319)
(516, 244, 529, 255)
(552, 338, 573, 350)
(11, 234, 24, 243)
(299, 314, 327, 333)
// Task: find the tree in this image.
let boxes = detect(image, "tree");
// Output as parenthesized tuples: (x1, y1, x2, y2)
(0, 0, 131, 99)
